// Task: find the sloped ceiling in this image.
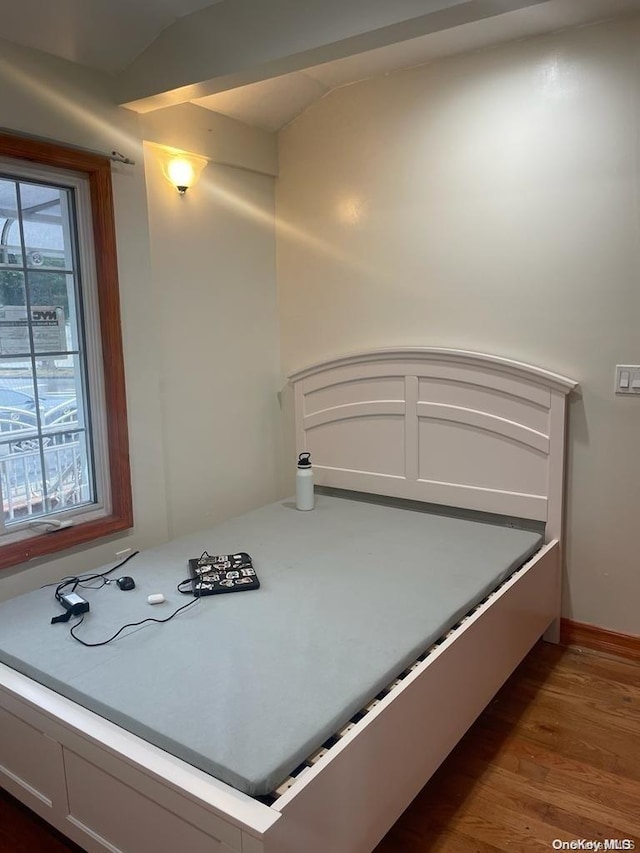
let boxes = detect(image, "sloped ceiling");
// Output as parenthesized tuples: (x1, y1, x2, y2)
(193, 0, 640, 131)
(2, 0, 640, 132)
(0, 0, 223, 73)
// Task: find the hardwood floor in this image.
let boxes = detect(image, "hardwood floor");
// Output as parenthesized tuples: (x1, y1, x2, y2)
(0, 641, 638, 852)
(0, 792, 84, 853)
(375, 642, 640, 852)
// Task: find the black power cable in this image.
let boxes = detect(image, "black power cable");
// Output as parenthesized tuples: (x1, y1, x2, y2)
(51, 550, 140, 603)
(49, 551, 141, 624)
(49, 551, 203, 646)
(69, 597, 200, 647)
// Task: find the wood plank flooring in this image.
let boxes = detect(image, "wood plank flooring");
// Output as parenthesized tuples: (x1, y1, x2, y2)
(0, 641, 638, 852)
(375, 642, 640, 852)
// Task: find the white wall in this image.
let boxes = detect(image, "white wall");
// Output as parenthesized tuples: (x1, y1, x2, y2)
(0, 39, 169, 599)
(0, 40, 283, 598)
(276, 17, 640, 634)
(142, 121, 282, 537)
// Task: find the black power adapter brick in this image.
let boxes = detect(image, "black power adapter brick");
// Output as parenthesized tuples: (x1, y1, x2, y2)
(59, 592, 90, 615)
(51, 592, 90, 624)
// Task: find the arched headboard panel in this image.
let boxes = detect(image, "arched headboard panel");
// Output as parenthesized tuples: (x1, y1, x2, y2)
(289, 348, 578, 542)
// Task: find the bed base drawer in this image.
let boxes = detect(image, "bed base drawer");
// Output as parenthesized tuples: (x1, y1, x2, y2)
(63, 749, 235, 853)
(0, 704, 66, 817)
(0, 681, 270, 853)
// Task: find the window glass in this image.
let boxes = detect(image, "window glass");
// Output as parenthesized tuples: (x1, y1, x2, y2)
(0, 135, 132, 569)
(0, 179, 23, 268)
(0, 173, 95, 528)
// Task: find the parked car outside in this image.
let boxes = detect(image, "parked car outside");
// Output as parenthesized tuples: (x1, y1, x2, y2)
(0, 389, 77, 442)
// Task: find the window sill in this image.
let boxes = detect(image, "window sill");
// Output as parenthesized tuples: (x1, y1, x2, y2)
(0, 510, 133, 571)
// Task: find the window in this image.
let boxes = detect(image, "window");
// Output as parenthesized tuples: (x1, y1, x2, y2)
(0, 132, 132, 569)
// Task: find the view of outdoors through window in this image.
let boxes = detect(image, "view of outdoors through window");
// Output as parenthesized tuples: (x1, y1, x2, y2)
(0, 176, 93, 526)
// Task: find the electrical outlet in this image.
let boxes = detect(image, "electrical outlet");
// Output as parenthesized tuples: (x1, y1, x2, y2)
(615, 365, 640, 395)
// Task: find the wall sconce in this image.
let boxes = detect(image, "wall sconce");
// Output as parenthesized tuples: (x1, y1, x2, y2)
(151, 144, 208, 196)
(167, 158, 196, 194)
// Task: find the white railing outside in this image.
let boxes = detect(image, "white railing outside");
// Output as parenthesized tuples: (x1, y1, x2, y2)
(0, 400, 90, 522)
(1, 437, 88, 521)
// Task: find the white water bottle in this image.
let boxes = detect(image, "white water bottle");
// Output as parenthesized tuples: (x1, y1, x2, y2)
(296, 452, 314, 511)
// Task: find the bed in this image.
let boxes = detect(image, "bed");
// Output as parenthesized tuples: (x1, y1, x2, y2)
(0, 347, 577, 853)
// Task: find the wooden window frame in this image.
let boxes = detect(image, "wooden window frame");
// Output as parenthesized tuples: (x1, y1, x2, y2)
(0, 132, 133, 570)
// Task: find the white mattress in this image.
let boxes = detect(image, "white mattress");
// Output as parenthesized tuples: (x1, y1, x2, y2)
(0, 493, 542, 796)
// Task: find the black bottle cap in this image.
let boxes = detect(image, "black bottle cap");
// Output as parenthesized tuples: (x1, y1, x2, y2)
(297, 452, 311, 468)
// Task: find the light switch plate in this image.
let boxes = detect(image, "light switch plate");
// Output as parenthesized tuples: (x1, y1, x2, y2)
(615, 364, 640, 395)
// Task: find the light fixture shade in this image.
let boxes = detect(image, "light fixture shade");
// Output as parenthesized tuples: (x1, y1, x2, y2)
(167, 158, 195, 193)
(149, 143, 209, 195)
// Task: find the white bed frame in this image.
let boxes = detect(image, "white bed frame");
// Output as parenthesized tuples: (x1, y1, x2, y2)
(0, 348, 577, 853)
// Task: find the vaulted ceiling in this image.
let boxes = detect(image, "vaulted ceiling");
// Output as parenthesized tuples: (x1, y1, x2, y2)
(0, 0, 223, 72)
(3, 0, 640, 132)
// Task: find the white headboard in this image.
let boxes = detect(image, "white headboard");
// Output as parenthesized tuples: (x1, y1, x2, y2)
(289, 348, 577, 542)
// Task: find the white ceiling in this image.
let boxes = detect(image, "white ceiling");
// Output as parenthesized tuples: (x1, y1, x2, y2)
(193, 0, 640, 131)
(0, 0, 223, 73)
(2, 0, 640, 131)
